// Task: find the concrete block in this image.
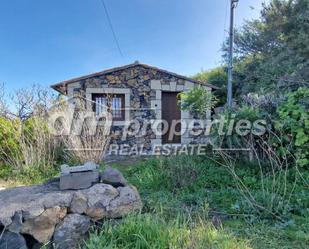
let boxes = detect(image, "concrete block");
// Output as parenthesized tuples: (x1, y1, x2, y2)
(155, 90, 161, 100)
(151, 100, 161, 110)
(60, 171, 99, 190)
(150, 80, 161, 90)
(162, 84, 170, 91)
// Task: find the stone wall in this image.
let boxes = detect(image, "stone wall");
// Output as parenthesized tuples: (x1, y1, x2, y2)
(0, 175, 141, 249)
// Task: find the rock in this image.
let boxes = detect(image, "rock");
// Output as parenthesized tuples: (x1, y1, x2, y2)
(100, 167, 128, 187)
(0, 231, 28, 249)
(53, 214, 90, 249)
(107, 186, 142, 218)
(70, 192, 88, 214)
(7, 211, 22, 233)
(84, 184, 118, 220)
(21, 206, 67, 243)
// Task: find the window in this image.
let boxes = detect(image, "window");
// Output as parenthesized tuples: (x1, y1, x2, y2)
(92, 94, 125, 121)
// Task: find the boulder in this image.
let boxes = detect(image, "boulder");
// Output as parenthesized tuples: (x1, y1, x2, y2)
(100, 167, 128, 187)
(0, 231, 28, 249)
(53, 214, 90, 249)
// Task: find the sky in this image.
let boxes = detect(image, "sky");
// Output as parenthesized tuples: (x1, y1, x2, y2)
(0, 0, 267, 91)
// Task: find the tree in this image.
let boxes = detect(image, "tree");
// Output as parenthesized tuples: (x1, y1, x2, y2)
(223, 0, 309, 97)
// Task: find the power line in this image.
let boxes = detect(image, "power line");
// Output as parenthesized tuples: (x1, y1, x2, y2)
(99, 0, 124, 60)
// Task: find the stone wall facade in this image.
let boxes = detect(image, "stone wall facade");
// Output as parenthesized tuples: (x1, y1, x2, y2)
(64, 64, 212, 155)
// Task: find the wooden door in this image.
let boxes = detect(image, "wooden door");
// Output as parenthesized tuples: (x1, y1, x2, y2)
(162, 92, 181, 144)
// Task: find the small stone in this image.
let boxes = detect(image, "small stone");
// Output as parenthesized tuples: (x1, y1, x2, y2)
(53, 214, 90, 249)
(0, 231, 28, 249)
(100, 167, 128, 187)
(70, 192, 88, 214)
(127, 79, 137, 86)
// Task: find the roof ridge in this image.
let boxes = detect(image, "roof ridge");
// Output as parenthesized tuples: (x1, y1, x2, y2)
(51, 62, 218, 94)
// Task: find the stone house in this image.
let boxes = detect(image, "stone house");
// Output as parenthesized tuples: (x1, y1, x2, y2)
(51, 61, 217, 154)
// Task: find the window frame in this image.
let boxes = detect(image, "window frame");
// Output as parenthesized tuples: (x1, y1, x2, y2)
(92, 93, 125, 121)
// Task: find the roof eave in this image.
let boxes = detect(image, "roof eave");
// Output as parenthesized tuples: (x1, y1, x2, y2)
(50, 63, 219, 94)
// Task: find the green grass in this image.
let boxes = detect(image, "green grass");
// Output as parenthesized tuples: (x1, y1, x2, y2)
(84, 214, 251, 249)
(0, 163, 59, 187)
(84, 156, 309, 249)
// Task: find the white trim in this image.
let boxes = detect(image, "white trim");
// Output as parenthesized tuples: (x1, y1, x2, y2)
(86, 88, 130, 94)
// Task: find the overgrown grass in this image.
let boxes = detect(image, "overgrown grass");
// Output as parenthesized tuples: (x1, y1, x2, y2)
(85, 156, 309, 249)
(85, 214, 251, 249)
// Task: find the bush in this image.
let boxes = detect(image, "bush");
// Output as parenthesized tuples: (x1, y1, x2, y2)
(178, 86, 217, 118)
(276, 87, 309, 167)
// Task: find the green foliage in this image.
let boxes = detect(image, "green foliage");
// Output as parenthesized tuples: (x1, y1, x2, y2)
(193, 67, 227, 106)
(276, 87, 309, 167)
(178, 87, 217, 117)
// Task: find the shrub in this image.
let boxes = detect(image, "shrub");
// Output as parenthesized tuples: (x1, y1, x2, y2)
(276, 87, 309, 167)
(178, 86, 217, 118)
